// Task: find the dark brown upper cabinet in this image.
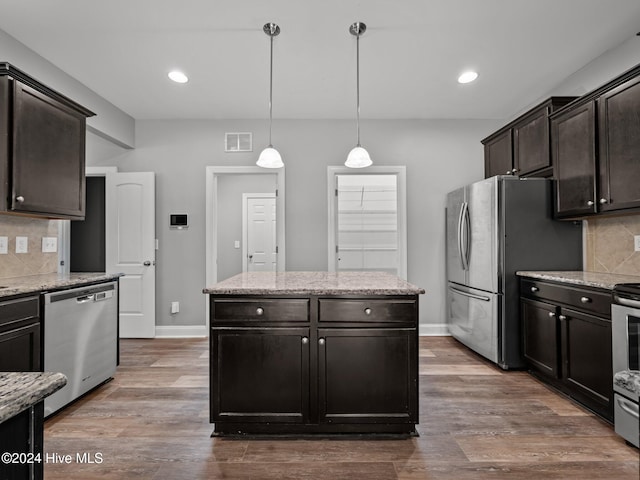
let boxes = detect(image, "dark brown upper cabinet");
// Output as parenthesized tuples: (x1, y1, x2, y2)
(0, 63, 95, 220)
(552, 63, 640, 219)
(482, 97, 576, 179)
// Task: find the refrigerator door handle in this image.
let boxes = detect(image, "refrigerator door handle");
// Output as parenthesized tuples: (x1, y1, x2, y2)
(449, 285, 490, 302)
(457, 202, 465, 270)
(461, 202, 470, 270)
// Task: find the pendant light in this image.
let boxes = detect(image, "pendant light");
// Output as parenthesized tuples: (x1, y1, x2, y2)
(257, 22, 283, 169)
(345, 22, 372, 168)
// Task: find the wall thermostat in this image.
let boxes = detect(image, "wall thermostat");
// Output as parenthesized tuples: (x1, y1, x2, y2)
(170, 214, 188, 229)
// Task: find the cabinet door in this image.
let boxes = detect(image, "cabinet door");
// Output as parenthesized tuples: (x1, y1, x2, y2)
(521, 298, 559, 378)
(483, 130, 513, 178)
(597, 75, 640, 212)
(560, 308, 613, 421)
(317, 328, 417, 424)
(12, 80, 86, 219)
(551, 101, 597, 218)
(0, 296, 41, 372)
(0, 404, 43, 480)
(514, 107, 551, 176)
(210, 327, 309, 423)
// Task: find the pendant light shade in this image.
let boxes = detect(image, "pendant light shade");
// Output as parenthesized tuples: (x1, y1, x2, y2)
(257, 146, 283, 168)
(345, 21, 372, 169)
(257, 22, 283, 169)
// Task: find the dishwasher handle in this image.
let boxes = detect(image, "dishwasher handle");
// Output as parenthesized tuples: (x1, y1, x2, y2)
(76, 295, 95, 304)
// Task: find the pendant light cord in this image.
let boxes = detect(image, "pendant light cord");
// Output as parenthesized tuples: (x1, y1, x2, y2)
(268, 32, 274, 147)
(355, 29, 361, 147)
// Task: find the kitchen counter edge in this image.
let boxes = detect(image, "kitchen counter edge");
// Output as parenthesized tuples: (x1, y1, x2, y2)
(516, 270, 640, 290)
(0, 372, 67, 424)
(0, 272, 123, 299)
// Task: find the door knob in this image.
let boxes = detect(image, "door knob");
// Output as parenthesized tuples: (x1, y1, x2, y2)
(587, 200, 594, 206)
(301, 337, 309, 345)
(599, 198, 608, 205)
(558, 315, 567, 321)
(318, 338, 325, 346)
(364, 308, 372, 315)
(15, 195, 24, 203)
(530, 286, 539, 293)
(548, 312, 556, 317)
(256, 307, 264, 315)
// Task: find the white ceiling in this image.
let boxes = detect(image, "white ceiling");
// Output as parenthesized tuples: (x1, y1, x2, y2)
(1, 0, 639, 121)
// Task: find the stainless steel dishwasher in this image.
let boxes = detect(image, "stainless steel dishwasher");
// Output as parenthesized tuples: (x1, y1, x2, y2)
(43, 281, 118, 417)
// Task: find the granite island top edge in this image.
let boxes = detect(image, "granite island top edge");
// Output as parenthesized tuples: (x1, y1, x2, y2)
(0, 372, 67, 424)
(0, 272, 123, 299)
(203, 271, 425, 296)
(516, 270, 640, 290)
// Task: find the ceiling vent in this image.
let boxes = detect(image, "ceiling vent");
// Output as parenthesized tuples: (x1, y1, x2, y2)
(225, 132, 252, 152)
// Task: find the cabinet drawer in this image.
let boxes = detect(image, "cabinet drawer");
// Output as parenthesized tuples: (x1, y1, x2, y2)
(318, 298, 416, 324)
(212, 298, 309, 323)
(521, 279, 610, 317)
(0, 296, 39, 330)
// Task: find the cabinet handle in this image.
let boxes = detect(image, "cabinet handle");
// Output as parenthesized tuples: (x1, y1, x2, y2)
(364, 307, 372, 315)
(558, 315, 567, 321)
(256, 307, 264, 315)
(15, 195, 24, 203)
(530, 286, 539, 293)
(587, 200, 594, 206)
(506, 170, 512, 175)
(599, 198, 608, 205)
(511, 168, 518, 174)
(548, 312, 556, 317)
(301, 337, 309, 345)
(580, 296, 591, 304)
(318, 338, 325, 346)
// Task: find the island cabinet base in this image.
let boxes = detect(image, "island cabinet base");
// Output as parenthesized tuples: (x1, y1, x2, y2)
(209, 294, 419, 436)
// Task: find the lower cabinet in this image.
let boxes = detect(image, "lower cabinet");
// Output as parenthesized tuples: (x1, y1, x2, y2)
(0, 295, 43, 480)
(210, 327, 310, 424)
(317, 328, 417, 424)
(209, 295, 419, 435)
(520, 278, 613, 422)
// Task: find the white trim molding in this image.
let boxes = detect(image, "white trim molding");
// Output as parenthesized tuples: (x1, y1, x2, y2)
(155, 325, 208, 338)
(419, 323, 450, 336)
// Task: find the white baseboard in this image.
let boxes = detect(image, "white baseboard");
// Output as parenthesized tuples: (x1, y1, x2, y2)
(419, 323, 450, 336)
(154, 325, 208, 338)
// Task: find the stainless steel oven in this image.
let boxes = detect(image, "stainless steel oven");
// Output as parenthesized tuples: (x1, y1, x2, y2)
(612, 283, 640, 448)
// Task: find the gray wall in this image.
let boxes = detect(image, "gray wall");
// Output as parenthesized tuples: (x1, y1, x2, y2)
(88, 119, 495, 331)
(0, 28, 135, 147)
(217, 174, 278, 281)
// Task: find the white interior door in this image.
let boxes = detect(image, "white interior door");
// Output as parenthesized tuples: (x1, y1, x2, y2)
(105, 172, 156, 338)
(243, 194, 276, 272)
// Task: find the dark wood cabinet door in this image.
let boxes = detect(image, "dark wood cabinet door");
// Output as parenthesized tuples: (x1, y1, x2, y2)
(0, 322, 41, 372)
(0, 404, 44, 480)
(521, 298, 559, 379)
(597, 75, 640, 212)
(483, 130, 513, 178)
(0, 296, 41, 372)
(317, 328, 417, 424)
(551, 101, 597, 218)
(560, 308, 613, 421)
(12, 81, 86, 219)
(514, 107, 550, 176)
(210, 327, 309, 423)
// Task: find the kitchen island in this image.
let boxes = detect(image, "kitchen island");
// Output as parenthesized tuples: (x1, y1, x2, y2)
(203, 271, 425, 436)
(0, 372, 67, 480)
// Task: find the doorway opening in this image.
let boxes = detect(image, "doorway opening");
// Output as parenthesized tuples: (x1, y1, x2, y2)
(327, 166, 407, 279)
(205, 166, 286, 286)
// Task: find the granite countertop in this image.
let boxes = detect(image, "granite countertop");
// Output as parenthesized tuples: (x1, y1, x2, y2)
(0, 272, 122, 299)
(203, 271, 425, 296)
(516, 270, 640, 290)
(0, 372, 67, 424)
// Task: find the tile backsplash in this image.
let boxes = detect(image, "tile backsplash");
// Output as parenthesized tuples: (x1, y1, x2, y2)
(0, 216, 59, 279)
(585, 214, 640, 276)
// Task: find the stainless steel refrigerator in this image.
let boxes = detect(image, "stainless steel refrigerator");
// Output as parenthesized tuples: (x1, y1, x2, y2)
(446, 176, 582, 369)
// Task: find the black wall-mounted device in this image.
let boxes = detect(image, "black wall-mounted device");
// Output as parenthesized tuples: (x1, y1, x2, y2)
(170, 214, 188, 229)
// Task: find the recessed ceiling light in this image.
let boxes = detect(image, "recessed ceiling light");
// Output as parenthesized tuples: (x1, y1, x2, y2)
(168, 71, 189, 83)
(458, 71, 478, 84)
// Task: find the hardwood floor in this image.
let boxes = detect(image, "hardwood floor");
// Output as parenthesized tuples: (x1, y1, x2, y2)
(43, 337, 638, 479)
